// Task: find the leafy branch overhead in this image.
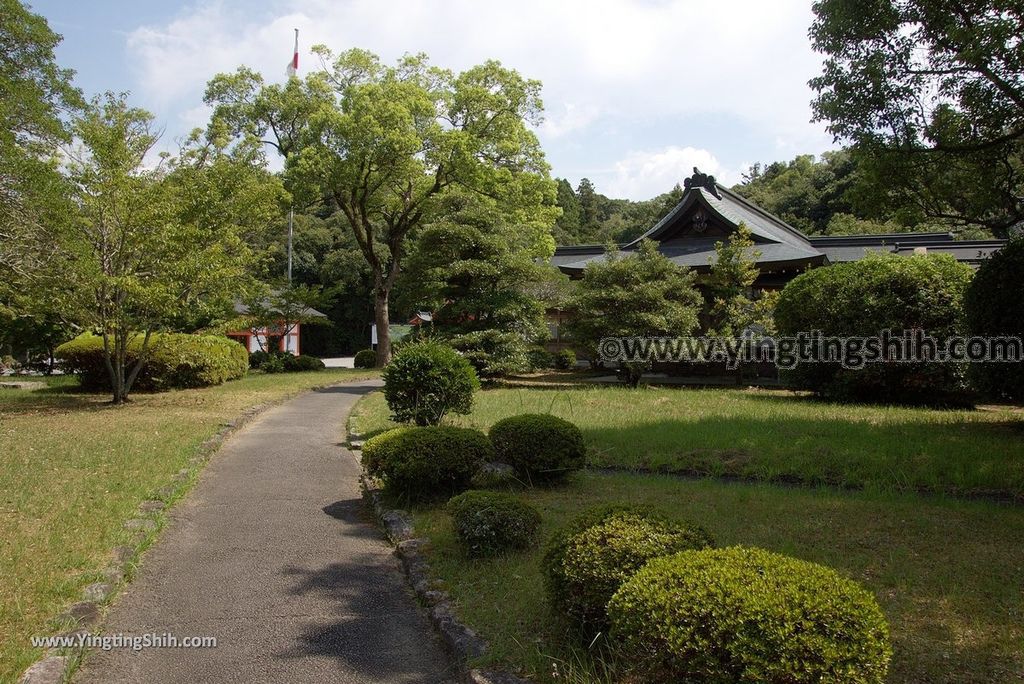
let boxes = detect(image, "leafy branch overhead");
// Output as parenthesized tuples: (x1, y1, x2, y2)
(810, 0, 1024, 234)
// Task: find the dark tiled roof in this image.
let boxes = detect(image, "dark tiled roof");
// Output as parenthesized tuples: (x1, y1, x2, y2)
(552, 177, 1006, 276)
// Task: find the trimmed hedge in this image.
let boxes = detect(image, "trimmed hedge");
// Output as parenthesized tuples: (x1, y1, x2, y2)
(360, 427, 414, 479)
(369, 426, 494, 500)
(774, 253, 974, 406)
(608, 546, 892, 684)
(446, 490, 541, 557)
(543, 506, 713, 634)
(965, 238, 1024, 400)
(283, 354, 325, 372)
(382, 341, 479, 426)
(254, 352, 324, 373)
(56, 332, 248, 391)
(354, 348, 377, 369)
(490, 413, 586, 484)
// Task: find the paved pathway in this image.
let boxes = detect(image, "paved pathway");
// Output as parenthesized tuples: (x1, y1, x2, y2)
(76, 382, 456, 684)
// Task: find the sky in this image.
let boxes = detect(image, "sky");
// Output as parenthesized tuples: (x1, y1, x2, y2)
(31, 0, 838, 201)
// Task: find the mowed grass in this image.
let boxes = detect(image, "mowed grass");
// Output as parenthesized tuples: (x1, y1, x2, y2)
(409, 472, 1024, 683)
(350, 385, 1024, 499)
(0, 369, 376, 683)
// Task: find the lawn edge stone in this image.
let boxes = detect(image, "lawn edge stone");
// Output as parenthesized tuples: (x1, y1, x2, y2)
(359, 473, 532, 683)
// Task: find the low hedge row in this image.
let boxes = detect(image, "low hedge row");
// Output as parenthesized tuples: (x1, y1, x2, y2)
(56, 332, 248, 391)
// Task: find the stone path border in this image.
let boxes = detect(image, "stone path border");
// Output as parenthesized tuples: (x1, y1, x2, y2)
(352, 431, 533, 684)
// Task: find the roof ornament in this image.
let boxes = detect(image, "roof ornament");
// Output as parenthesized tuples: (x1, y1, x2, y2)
(683, 167, 722, 200)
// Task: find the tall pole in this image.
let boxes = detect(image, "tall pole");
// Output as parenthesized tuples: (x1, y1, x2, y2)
(287, 208, 294, 283)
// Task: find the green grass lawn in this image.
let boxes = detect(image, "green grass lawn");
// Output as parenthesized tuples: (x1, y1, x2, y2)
(350, 385, 1024, 682)
(350, 385, 1024, 499)
(409, 472, 1024, 683)
(0, 368, 376, 683)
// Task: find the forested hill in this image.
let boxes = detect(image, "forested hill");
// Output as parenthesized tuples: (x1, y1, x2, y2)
(555, 150, 994, 246)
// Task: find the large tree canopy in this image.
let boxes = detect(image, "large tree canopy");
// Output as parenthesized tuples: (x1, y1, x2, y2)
(54, 94, 282, 403)
(0, 0, 81, 287)
(206, 49, 558, 365)
(810, 0, 1024, 235)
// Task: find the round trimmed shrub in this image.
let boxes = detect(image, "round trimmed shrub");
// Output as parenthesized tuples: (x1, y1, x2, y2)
(373, 426, 494, 500)
(354, 348, 377, 369)
(608, 546, 892, 684)
(965, 238, 1024, 400)
(360, 427, 414, 479)
(774, 253, 974, 406)
(382, 341, 479, 426)
(489, 414, 586, 483)
(446, 490, 542, 557)
(554, 349, 577, 370)
(542, 506, 713, 633)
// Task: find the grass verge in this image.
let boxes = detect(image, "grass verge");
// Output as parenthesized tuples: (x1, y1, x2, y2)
(0, 368, 376, 682)
(349, 385, 1024, 499)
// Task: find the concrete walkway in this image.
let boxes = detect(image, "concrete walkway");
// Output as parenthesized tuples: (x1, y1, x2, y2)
(76, 382, 456, 684)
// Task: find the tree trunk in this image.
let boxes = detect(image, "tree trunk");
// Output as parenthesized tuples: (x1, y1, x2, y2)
(374, 289, 391, 367)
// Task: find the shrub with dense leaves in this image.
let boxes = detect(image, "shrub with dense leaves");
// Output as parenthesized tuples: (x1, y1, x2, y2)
(382, 341, 479, 426)
(56, 332, 248, 391)
(542, 506, 713, 633)
(282, 354, 325, 372)
(248, 349, 271, 369)
(965, 238, 1024, 401)
(448, 329, 531, 378)
(259, 355, 286, 374)
(554, 349, 577, 370)
(354, 348, 377, 369)
(489, 413, 586, 483)
(360, 427, 414, 478)
(526, 346, 554, 371)
(371, 426, 494, 500)
(774, 253, 974, 406)
(608, 546, 892, 684)
(446, 490, 542, 557)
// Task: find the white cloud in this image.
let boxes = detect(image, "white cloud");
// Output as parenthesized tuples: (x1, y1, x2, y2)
(538, 103, 602, 140)
(605, 146, 733, 200)
(124, 0, 834, 194)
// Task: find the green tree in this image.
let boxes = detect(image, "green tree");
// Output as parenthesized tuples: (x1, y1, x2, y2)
(810, 0, 1024, 236)
(54, 94, 282, 403)
(0, 0, 81, 292)
(705, 223, 761, 336)
(401, 190, 557, 376)
(206, 49, 557, 366)
(554, 178, 582, 243)
(564, 240, 702, 386)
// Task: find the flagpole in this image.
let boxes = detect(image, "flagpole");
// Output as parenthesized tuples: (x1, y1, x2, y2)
(287, 208, 294, 283)
(286, 28, 298, 285)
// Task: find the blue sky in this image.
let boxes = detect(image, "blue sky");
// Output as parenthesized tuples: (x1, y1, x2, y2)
(31, 0, 837, 200)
